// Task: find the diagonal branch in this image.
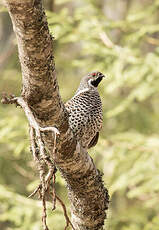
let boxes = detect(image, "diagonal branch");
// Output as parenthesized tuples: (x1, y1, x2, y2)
(4, 0, 109, 229)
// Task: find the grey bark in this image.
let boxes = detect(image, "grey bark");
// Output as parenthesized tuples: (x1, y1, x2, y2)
(4, 0, 109, 229)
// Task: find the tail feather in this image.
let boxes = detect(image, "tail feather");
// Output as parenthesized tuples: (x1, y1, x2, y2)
(88, 132, 99, 149)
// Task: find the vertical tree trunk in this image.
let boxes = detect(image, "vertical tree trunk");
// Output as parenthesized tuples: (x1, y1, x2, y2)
(4, 0, 109, 229)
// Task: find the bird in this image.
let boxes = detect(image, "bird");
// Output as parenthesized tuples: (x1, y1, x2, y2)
(65, 71, 105, 149)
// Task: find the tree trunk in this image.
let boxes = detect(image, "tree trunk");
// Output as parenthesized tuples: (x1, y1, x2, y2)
(4, 0, 109, 229)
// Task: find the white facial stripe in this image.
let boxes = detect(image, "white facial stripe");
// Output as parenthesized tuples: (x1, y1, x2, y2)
(75, 88, 89, 97)
(88, 79, 93, 87)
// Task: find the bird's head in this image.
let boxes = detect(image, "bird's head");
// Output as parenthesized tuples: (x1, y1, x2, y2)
(77, 71, 105, 92)
(87, 71, 105, 88)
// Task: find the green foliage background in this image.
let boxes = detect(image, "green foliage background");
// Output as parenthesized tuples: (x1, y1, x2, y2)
(0, 0, 159, 229)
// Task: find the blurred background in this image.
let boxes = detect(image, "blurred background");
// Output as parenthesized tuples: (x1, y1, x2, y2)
(0, 0, 159, 229)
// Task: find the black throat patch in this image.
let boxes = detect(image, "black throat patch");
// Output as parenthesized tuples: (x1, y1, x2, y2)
(91, 76, 103, 87)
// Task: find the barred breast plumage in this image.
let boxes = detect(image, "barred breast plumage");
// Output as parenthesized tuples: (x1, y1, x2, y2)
(65, 71, 105, 149)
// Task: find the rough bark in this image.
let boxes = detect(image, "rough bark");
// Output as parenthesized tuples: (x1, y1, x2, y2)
(4, 0, 109, 229)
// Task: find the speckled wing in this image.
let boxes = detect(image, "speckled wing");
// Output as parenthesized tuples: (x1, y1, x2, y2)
(65, 90, 103, 149)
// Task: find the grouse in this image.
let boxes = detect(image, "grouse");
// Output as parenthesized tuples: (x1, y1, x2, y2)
(65, 71, 105, 149)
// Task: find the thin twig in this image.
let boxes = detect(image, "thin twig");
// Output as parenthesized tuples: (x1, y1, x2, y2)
(30, 126, 49, 230)
(56, 195, 76, 230)
(28, 185, 41, 198)
(1, 95, 60, 230)
(52, 173, 56, 210)
(27, 184, 75, 230)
